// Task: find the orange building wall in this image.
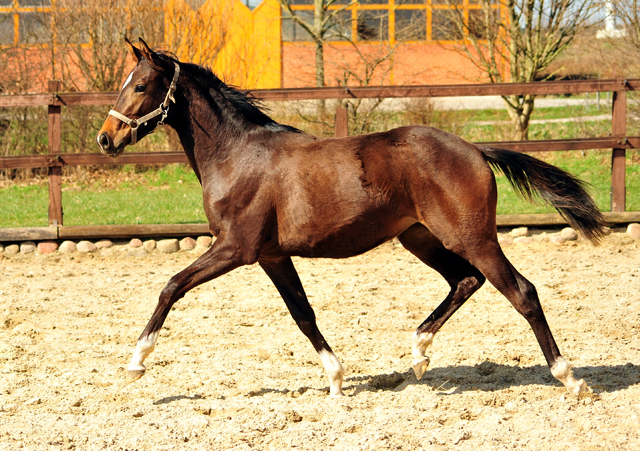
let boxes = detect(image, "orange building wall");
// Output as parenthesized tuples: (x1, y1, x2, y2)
(1, 0, 494, 93)
(282, 42, 491, 89)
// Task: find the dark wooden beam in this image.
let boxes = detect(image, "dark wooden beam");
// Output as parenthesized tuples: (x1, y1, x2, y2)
(2, 79, 638, 107)
(334, 107, 348, 137)
(0, 227, 58, 242)
(58, 224, 210, 240)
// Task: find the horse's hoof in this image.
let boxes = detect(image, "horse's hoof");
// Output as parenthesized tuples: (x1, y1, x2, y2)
(412, 357, 430, 380)
(126, 369, 146, 384)
(573, 379, 591, 396)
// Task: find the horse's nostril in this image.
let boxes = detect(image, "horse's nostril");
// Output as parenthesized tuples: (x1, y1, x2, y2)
(98, 133, 110, 150)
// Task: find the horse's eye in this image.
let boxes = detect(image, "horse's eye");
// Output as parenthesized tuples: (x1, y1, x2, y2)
(134, 85, 146, 93)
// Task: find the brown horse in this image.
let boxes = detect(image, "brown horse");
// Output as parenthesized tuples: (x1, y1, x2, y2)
(97, 38, 606, 397)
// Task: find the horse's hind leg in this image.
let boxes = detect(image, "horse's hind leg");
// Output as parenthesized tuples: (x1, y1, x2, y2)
(465, 241, 589, 395)
(398, 224, 486, 379)
(259, 256, 345, 396)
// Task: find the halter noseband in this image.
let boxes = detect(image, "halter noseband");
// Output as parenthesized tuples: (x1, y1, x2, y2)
(108, 61, 180, 145)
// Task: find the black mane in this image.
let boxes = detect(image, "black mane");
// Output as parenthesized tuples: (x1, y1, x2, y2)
(157, 52, 300, 134)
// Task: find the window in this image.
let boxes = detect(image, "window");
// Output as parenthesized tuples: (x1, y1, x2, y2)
(19, 0, 51, 6)
(468, 7, 497, 40)
(0, 0, 52, 45)
(0, 13, 13, 45)
(326, 10, 352, 41)
(18, 12, 50, 44)
(431, 9, 463, 41)
(280, 1, 503, 44)
(282, 9, 351, 42)
(357, 9, 388, 41)
(282, 11, 314, 42)
(395, 9, 426, 41)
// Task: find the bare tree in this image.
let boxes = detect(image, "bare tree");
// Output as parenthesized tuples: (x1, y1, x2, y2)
(614, 0, 640, 59)
(0, 6, 52, 169)
(277, 0, 356, 88)
(278, 0, 357, 120)
(330, 6, 432, 134)
(278, 2, 423, 131)
(164, 0, 232, 69)
(443, 0, 598, 140)
(52, 0, 164, 92)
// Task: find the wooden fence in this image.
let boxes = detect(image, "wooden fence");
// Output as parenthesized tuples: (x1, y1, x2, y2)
(1, 79, 639, 241)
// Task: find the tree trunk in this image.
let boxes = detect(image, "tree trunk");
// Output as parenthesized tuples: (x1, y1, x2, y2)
(503, 94, 535, 140)
(314, 38, 326, 118)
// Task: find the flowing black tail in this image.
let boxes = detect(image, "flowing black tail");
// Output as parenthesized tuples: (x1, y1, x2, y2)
(480, 146, 608, 244)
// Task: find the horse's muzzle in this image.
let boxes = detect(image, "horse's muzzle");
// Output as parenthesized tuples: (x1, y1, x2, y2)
(97, 132, 124, 158)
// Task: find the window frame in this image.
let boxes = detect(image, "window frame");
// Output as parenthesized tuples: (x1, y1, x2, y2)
(0, 0, 52, 46)
(281, 0, 504, 45)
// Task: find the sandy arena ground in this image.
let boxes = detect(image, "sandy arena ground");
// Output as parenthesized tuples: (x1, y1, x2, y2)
(0, 231, 639, 450)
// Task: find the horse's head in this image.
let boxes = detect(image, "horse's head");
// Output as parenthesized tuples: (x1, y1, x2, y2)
(97, 38, 180, 157)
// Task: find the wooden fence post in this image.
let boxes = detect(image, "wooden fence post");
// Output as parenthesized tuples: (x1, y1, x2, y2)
(611, 87, 626, 212)
(48, 80, 63, 226)
(334, 106, 348, 137)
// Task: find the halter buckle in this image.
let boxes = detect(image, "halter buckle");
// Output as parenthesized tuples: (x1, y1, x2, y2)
(158, 104, 170, 126)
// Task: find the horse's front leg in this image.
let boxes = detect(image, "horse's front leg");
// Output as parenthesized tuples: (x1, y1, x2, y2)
(127, 234, 251, 382)
(259, 256, 345, 397)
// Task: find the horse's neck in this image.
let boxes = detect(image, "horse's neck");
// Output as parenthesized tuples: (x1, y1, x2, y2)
(171, 85, 249, 182)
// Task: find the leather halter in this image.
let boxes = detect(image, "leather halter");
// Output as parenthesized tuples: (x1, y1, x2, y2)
(108, 61, 180, 145)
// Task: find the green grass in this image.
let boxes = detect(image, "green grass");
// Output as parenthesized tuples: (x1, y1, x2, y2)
(0, 102, 638, 228)
(495, 151, 617, 215)
(0, 165, 206, 228)
(0, 185, 51, 227)
(1, 151, 636, 228)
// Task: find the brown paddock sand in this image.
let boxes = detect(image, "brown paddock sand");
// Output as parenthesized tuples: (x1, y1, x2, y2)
(0, 233, 639, 450)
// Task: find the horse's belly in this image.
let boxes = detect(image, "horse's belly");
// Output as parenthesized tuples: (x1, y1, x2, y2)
(278, 214, 417, 258)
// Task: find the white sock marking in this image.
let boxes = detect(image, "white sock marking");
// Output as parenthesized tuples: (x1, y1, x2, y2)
(318, 350, 345, 396)
(551, 356, 589, 395)
(412, 331, 434, 360)
(128, 331, 159, 372)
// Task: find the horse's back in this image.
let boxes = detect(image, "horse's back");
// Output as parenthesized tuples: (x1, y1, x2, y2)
(353, 125, 496, 208)
(268, 125, 496, 258)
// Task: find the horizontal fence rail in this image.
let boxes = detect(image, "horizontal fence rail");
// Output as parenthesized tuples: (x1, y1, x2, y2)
(1, 79, 638, 107)
(0, 78, 638, 241)
(4, 212, 640, 243)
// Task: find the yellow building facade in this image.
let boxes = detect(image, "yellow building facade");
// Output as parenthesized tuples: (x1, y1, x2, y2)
(164, 0, 282, 89)
(0, 0, 503, 91)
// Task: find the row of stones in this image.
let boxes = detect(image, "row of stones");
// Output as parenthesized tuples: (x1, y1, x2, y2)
(499, 226, 580, 246)
(1, 224, 639, 256)
(499, 224, 640, 246)
(0, 236, 213, 256)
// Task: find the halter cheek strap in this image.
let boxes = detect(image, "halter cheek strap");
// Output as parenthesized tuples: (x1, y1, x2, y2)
(108, 61, 180, 145)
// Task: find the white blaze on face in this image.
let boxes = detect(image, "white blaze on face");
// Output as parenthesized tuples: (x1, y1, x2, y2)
(122, 70, 134, 90)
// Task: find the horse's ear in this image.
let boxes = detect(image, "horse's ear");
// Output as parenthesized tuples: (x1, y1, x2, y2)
(138, 38, 169, 70)
(137, 37, 167, 70)
(125, 37, 143, 62)
(138, 37, 154, 62)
